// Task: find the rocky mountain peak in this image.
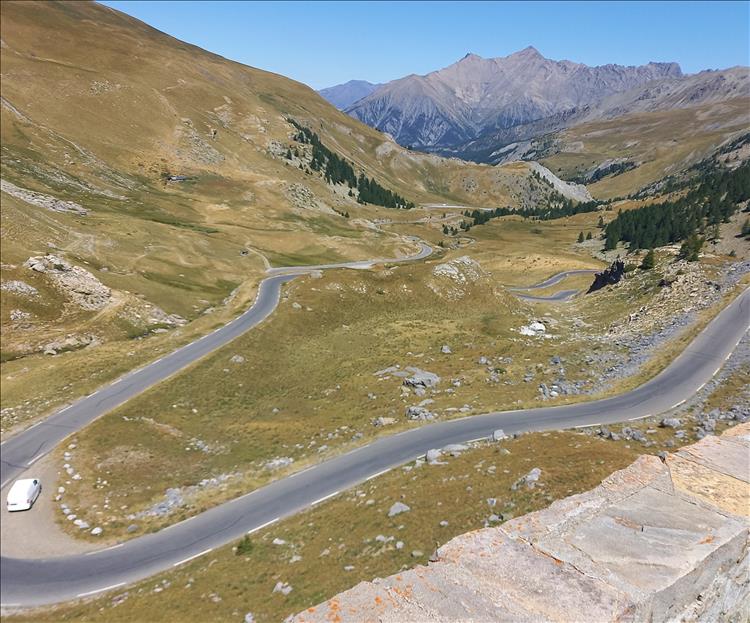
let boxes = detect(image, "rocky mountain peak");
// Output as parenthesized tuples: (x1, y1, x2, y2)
(512, 45, 543, 58)
(344, 48, 706, 152)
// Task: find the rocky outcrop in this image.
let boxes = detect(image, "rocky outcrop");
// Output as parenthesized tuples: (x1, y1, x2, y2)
(428, 256, 487, 300)
(1, 179, 88, 215)
(0, 280, 39, 297)
(24, 255, 111, 310)
(290, 424, 749, 622)
(526, 161, 593, 202)
(587, 259, 625, 293)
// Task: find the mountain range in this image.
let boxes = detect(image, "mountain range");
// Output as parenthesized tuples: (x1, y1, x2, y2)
(318, 79, 381, 109)
(320, 48, 749, 161)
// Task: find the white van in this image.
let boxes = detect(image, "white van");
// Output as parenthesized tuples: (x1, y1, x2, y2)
(6, 478, 42, 511)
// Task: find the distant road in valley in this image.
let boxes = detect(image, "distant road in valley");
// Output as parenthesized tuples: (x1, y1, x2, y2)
(506, 269, 600, 301)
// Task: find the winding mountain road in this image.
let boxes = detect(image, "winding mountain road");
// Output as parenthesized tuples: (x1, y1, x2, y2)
(507, 269, 600, 291)
(0, 241, 433, 492)
(1, 246, 748, 607)
(508, 269, 600, 301)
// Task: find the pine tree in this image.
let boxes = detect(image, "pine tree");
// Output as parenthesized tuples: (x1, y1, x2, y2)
(678, 235, 704, 262)
(598, 215, 605, 228)
(586, 231, 592, 240)
(710, 223, 721, 242)
(742, 219, 750, 238)
(577, 231, 585, 243)
(640, 249, 655, 270)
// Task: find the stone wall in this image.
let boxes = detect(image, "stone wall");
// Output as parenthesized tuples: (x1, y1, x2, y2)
(290, 424, 749, 622)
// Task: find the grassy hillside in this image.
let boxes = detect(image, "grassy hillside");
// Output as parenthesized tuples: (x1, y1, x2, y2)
(539, 99, 750, 199)
(1, 1, 550, 426)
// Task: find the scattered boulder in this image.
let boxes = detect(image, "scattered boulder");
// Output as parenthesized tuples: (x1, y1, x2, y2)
(492, 429, 508, 441)
(442, 443, 468, 456)
(264, 457, 294, 471)
(9, 308, 32, 321)
(373, 416, 397, 427)
(519, 321, 546, 337)
(511, 468, 542, 491)
(660, 418, 682, 429)
(230, 355, 245, 364)
(388, 502, 411, 517)
(426, 449, 442, 464)
(403, 367, 440, 392)
(406, 405, 435, 420)
(41, 334, 98, 355)
(272, 581, 293, 596)
(441, 344, 452, 354)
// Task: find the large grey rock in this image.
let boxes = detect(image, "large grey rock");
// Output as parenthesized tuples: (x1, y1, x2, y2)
(272, 581, 292, 596)
(442, 443, 468, 456)
(511, 467, 542, 491)
(492, 429, 508, 441)
(387, 502, 411, 517)
(426, 449, 442, 464)
(290, 425, 750, 623)
(660, 417, 683, 429)
(403, 368, 441, 390)
(406, 405, 435, 420)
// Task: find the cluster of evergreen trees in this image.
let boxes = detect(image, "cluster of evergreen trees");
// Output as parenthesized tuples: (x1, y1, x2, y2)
(448, 197, 602, 234)
(604, 161, 750, 251)
(287, 119, 414, 209)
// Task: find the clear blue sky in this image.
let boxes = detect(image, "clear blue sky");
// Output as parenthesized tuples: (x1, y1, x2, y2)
(101, 1, 749, 89)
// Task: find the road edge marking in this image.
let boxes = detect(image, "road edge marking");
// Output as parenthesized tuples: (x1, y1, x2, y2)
(172, 548, 213, 568)
(76, 582, 125, 598)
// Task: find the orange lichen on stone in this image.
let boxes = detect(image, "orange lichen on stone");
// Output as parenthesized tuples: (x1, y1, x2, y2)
(289, 426, 749, 623)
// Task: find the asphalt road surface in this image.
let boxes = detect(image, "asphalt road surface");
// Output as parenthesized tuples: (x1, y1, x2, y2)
(507, 269, 600, 291)
(1, 259, 747, 606)
(507, 269, 601, 302)
(515, 288, 582, 302)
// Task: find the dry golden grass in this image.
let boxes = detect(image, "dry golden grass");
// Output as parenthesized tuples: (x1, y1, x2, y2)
(8, 429, 651, 623)
(1, 0, 558, 434)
